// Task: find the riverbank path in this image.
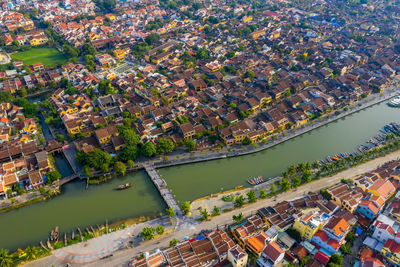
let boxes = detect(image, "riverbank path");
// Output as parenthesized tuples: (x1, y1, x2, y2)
(144, 164, 181, 215)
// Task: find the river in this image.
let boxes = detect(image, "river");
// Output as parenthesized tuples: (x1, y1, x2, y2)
(1, 100, 399, 251)
(159, 101, 400, 203)
(0, 171, 166, 251)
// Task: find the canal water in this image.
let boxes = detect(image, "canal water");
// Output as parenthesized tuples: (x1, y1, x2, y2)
(159, 101, 400, 203)
(0, 171, 166, 251)
(1, 100, 399, 250)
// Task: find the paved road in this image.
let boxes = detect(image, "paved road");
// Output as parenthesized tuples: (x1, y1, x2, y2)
(24, 149, 400, 267)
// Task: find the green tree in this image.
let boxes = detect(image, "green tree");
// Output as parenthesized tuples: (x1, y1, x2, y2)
(118, 126, 140, 146)
(169, 238, 178, 247)
(246, 190, 257, 203)
(141, 142, 156, 157)
(156, 138, 175, 154)
(235, 195, 245, 207)
(181, 201, 191, 214)
(156, 225, 165, 235)
(232, 213, 244, 222)
(328, 254, 343, 267)
(300, 256, 309, 267)
(292, 176, 301, 188)
(280, 177, 291, 192)
(212, 206, 220, 216)
(320, 189, 332, 200)
(83, 165, 91, 178)
(166, 207, 176, 224)
(0, 248, 13, 267)
(145, 33, 160, 45)
(98, 79, 116, 95)
(20, 88, 27, 97)
(114, 161, 126, 175)
(56, 134, 65, 142)
(301, 170, 312, 183)
(259, 189, 267, 199)
(340, 243, 352, 255)
(120, 145, 139, 161)
(270, 184, 277, 194)
(200, 208, 210, 221)
(62, 44, 79, 58)
(86, 149, 112, 171)
(81, 43, 97, 56)
(24, 246, 39, 260)
(185, 140, 196, 151)
(127, 160, 135, 168)
(140, 226, 156, 240)
(47, 170, 61, 184)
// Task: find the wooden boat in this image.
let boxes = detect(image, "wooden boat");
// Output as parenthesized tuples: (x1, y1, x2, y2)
(116, 183, 131, 190)
(235, 185, 243, 189)
(50, 226, 59, 242)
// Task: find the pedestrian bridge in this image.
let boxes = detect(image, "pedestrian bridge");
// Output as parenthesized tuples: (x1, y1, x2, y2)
(144, 164, 181, 215)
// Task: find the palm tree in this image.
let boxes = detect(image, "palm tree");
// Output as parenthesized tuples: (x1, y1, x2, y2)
(165, 207, 176, 225)
(232, 213, 244, 223)
(200, 208, 210, 221)
(0, 249, 13, 267)
(24, 246, 39, 260)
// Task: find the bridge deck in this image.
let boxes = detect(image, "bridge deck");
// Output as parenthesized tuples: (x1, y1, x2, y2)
(144, 165, 181, 214)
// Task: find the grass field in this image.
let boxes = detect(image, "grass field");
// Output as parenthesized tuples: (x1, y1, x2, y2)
(11, 47, 67, 67)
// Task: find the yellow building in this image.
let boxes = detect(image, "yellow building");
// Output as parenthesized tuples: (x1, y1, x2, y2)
(60, 105, 79, 116)
(114, 48, 130, 60)
(293, 208, 327, 240)
(381, 239, 400, 266)
(30, 36, 48, 46)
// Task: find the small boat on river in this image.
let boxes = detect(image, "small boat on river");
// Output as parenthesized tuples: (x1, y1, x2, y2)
(388, 96, 400, 107)
(247, 176, 264, 185)
(50, 226, 59, 242)
(116, 183, 131, 190)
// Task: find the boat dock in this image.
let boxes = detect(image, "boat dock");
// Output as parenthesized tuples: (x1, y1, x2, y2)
(144, 164, 181, 215)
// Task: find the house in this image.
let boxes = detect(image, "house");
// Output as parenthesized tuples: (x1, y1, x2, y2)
(356, 197, 384, 220)
(227, 245, 248, 267)
(258, 241, 285, 266)
(179, 123, 195, 140)
(368, 179, 396, 201)
(131, 251, 166, 267)
(323, 216, 350, 243)
(95, 125, 117, 145)
(246, 232, 269, 255)
(372, 222, 395, 244)
(35, 151, 50, 171)
(29, 170, 44, 189)
(311, 230, 340, 255)
(327, 183, 363, 212)
(381, 239, 400, 266)
(293, 208, 329, 240)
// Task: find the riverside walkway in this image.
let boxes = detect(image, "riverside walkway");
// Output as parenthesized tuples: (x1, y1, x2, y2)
(144, 164, 181, 215)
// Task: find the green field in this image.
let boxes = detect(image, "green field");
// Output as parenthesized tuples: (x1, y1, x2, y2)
(11, 47, 67, 67)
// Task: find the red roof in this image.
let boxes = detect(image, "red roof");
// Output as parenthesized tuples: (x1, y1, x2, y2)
(327, 239, 340, 250)
(263, 241, 284, 262)
(383, 239, 400, 254)
(314, 250, 330, 265)
(314, 230, 329, 242)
